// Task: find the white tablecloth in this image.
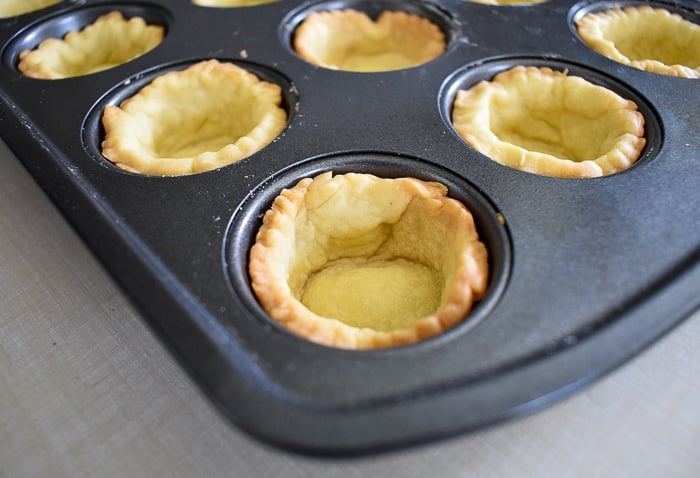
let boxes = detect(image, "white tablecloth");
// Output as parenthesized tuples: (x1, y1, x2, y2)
(1, 138, 699, 477)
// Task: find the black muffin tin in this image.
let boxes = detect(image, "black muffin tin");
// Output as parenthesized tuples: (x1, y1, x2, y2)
(1, 0, 699, 454)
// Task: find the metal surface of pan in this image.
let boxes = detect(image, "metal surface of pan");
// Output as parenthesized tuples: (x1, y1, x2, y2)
(0, 0, 698, 454)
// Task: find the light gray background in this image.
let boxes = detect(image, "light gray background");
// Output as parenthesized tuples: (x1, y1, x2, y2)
(1, 139, 699, 478)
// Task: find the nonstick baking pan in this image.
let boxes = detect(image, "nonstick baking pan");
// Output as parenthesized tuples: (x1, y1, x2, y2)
(1, 0, 698, 455)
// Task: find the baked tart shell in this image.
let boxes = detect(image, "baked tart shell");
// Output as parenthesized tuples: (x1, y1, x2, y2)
(452, 66, 646, 178)
(576, 6, 700, 79)
(293, 9, 446, 72)
(18, 11, 164, 79)
(249, 172, 489, 350)
(101, 59, 288, 176)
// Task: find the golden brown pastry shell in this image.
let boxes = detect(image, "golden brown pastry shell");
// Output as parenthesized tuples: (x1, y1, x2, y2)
(451, 66, 646, 178)
(249, 172, 489, 350)
(101, 59, 287, 176)
(293, 9, 446, 72)
(576, 6, 700, 79)
(17, 11, 164, 79)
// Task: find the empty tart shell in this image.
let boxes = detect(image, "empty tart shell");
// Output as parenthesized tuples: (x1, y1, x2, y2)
(191, 0, 281, 6)
(101, 59, 287, 176)
(249, 172, 489, 350)
(0, 0, 60, 18)
(293, 9, 446, 72)
(18, 11, 164, 79)
(576, 6, 700, 79)
(451, 66, 646, 178)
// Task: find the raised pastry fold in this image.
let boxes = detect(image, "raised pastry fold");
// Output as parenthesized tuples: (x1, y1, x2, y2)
(293, 9, 445, 72)
(576, 6, 700, 79)
(0, 0, 60, 18)
(192, 0, 280, 6)
(452, 66, 646, 178)
(18, 11, 164, 79)
(101, 59, 287, 176)
(249, 172, 489, 350)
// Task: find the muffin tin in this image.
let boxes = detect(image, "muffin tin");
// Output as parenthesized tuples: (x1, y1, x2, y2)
(0, 0, 698, 454)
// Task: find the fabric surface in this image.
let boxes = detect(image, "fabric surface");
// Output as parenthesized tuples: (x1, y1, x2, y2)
(1, 139, 699, 478)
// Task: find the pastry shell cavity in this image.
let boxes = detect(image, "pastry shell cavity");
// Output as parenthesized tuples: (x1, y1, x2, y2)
(191, 0, 280, 6)
(293, 9, 446, 72)
(451, 66, 646, 178)
(576, 6, 700, 79)
(17, 11, 164, 79)
(0, 0, 60, 19)
(101, 59, 288, 176)
(248, 172, 489, 350)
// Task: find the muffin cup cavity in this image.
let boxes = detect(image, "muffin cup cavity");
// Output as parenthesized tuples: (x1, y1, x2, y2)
(4, 3, 170, 79)
(81, 59, 297, 176)
(439, 57, 662, 178)
(226, 152, 512, 350)
(281, 0, 459, 72)
(570, 1, 700, 78)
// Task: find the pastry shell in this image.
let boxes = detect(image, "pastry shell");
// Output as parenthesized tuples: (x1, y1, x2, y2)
(451, 66, 646, 178)
(249, 172, 489, 350)
(576, 6, 700, 79)
(18, 11, 164, 79)
(0, 0, 60, 19)
(293, 9, 446, 72)
(101, 59, 287, 176)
